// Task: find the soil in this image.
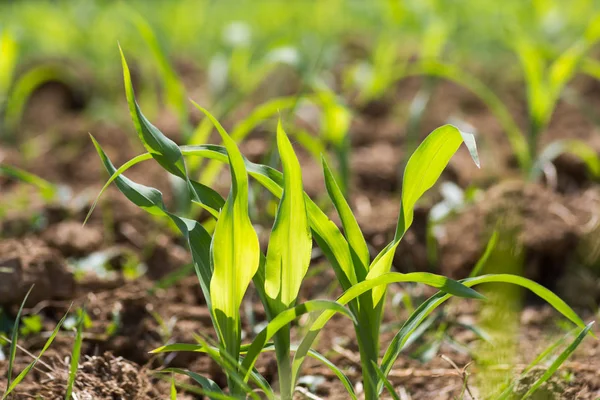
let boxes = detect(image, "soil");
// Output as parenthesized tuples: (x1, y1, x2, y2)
(17, 352, 160, 400)
(1, 64, 600, 399)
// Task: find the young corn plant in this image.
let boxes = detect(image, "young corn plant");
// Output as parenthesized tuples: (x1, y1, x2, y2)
(88, 49, 591, 399)
(510, 18, 600, 180)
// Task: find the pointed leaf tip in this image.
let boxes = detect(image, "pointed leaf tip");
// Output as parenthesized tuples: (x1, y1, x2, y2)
(458, 129, 480, 168)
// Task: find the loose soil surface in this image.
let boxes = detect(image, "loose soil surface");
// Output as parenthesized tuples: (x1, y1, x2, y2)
(1, 70, 600, 399)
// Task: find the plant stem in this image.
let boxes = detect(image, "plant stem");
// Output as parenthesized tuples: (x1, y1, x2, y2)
(355, 300, 383, 400)
(356, 322, 379, 400)
(274, 325, 293, 400)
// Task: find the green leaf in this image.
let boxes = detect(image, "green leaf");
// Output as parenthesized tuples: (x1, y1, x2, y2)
(522, 322, 594, 399)
(84, 153, 152, 224)
(3, 308, 71, 399)
(189, 180, 227, 218)
(264, 121, 312, 308)
(192, 104, 260, 365)
(152, 299, 355, 396)
(315, 85, 351, 147)
(191, 335, 272, 400)
(322, 156, 369, 278)
(5, 286, 33, 395)
(398, 124, 479, 238)
(469, 230, 499, 278)
(4, 64, 75, 132)
(118, 46, 199, 203)
(514, 37, 548, 130)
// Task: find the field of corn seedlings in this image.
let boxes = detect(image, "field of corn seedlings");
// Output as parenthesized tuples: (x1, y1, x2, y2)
(1, 0, 600, 399)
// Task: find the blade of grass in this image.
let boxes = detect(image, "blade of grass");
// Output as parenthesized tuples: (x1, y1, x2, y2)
(170, 376, 177, 400)
(494, 326, 578, 399)
(469, 231, 499, 277)
(0, 165, 57, 201)
(3, 307, 71, 399)
(521, 322, 594, 399)
(65, 309, 85, 400)
(371, 361, 401, 400)
(5, 285, 34, 395)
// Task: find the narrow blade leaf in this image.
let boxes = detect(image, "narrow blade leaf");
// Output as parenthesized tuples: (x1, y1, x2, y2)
(322, 155, 370, 278)
(192, 104, 260, 363)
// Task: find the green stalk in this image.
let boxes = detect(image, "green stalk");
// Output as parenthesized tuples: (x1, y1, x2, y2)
(528, 117, 544, 172)
(355, 293, 384, 400)
(273, 325, 293, 400)
(355, 309, 380, 400)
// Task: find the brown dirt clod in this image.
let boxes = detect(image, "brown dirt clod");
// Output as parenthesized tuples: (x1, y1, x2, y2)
(0, 238, 76, 307)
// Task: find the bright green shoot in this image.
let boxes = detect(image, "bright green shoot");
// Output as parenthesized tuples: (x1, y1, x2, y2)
(0, 29, 18, 117)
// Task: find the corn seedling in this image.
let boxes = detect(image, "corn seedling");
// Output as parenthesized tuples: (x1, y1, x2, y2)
(82, 49, 594, 399)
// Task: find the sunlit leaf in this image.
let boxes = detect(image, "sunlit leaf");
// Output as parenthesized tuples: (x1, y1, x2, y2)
(192, 103, 260, 367)
(322, 156, 370, 278)
(264, 121, 312, 308)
